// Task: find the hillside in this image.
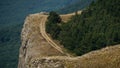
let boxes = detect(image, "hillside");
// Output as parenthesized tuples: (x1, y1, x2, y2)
(0, 0, 93, 67)
(18, 13, 75, 68)
(29, 44, 120, 68)
(18, 0, 120, 67)
(18, 12, 120, 68)
(47, 0, 120, 55)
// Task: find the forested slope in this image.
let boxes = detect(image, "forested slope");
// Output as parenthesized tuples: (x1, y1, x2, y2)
(46, 0, 120, 55)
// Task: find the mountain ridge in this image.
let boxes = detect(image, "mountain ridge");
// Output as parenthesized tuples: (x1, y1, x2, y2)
(18, 0, 120, 67)
(0, 0, 93, 67)
(18, 12, 120, 68)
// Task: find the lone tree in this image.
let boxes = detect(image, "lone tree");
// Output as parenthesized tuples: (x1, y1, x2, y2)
(47, 11, 61, 23)
(46, 11, 61, 39)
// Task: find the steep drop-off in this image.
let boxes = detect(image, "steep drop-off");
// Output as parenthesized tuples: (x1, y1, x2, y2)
(18, 12, 120, 68)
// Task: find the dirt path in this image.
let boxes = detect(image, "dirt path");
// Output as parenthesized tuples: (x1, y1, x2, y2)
(39, 11, 82, 57)
(39, 15, 71, 56)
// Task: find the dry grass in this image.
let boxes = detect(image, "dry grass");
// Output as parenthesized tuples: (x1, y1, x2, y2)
(29, 44, 120, 68)
(76, 44, 120, 68)
(22, 14, 66, 58)
(60, 11, 82, 22)
(22, 12, 120, 68)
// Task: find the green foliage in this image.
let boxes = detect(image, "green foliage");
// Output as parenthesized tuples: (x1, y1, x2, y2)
(47, 0, 120, 56)
(0, 24, 22, 68)
(61, 0, 120, 55)
(0, 0, 95, 67)
(0, 0, 96, 67)
(46, 11, 62, 39)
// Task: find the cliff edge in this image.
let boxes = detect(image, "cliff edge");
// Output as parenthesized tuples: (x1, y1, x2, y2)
(18, 12, 120, 68)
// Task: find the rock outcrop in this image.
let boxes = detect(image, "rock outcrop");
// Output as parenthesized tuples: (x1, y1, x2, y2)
(18, 12, 120, 68)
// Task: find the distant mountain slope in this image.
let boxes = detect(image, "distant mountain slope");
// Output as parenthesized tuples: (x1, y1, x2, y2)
(57, 0, 95, 14)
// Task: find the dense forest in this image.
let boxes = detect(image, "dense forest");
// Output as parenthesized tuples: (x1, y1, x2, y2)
(0, 24, 22, 68)
(46, 0, 120, 55)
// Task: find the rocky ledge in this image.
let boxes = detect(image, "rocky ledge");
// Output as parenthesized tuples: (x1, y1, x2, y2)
(18, 13, 120, 68)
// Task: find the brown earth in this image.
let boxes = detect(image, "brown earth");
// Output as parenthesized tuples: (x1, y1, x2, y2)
(18, 11, 120, 68)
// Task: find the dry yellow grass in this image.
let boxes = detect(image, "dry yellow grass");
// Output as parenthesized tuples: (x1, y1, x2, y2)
(75, 44, 120, 68)
(30, 44, 120, 68)
(38, 12, 120, 68)
(19, 11, 120, 68)
(60, 11, 82, 22)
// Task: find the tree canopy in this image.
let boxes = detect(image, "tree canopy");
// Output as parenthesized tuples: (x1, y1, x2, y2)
(46, 11, 61, 39)
(46, 0, 120, 55)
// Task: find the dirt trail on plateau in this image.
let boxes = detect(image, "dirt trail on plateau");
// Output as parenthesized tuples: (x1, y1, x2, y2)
(39, 11, 82, 57)
(39, 15, 71, 56)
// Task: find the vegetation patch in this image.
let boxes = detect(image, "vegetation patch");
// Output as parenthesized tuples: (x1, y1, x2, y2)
(46, 0, 120, 55)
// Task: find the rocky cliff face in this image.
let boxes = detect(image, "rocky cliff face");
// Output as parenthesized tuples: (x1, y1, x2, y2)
(18, 13, 120, 68)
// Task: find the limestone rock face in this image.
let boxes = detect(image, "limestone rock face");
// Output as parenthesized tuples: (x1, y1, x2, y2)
(18, 13, 120, 68)
(31, 59, 64, 68)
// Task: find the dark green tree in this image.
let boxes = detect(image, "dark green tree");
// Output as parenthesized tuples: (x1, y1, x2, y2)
(46, 11, 62, 39)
